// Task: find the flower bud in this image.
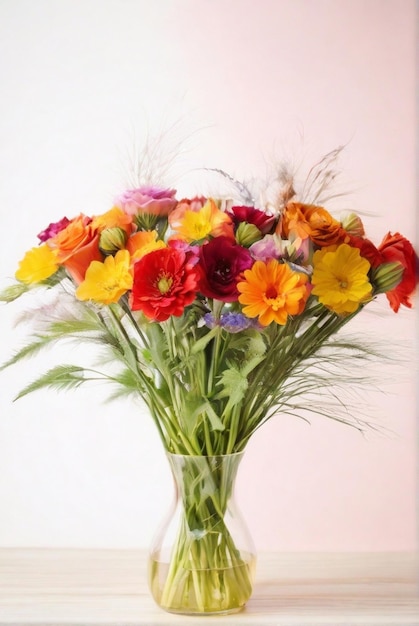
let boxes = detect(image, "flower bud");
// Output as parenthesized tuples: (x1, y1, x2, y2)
(341, 213, 365, 237)
(371, 261, 404, 294)
(99, 227, 128, 255)
(235, 222, 262, 247)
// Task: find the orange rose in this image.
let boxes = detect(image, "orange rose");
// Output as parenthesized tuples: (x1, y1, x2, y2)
(280, 202, 343, 247)
(49, 214, 103, 283)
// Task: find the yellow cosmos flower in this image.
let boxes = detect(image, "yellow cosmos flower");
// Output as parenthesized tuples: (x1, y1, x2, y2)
(15, 245, 59, 284)
(75, 249, 133, 305)
(237, 259, 309, 326)
(127, 230, 166, 261)
(171, 198, 233, 243)
(311, 243, 372, 314)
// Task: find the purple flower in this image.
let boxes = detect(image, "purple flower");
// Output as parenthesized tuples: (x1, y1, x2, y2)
(203, 311, 258, 333)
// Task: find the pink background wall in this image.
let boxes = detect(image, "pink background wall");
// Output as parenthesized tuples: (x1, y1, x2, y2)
(0, 0, 416, 551)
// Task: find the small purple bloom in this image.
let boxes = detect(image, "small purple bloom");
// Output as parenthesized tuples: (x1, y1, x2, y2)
(203, 311, 258, 333)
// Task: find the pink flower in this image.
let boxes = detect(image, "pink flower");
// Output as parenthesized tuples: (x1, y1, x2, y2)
(115, 186, 177, 217)
(250, 234, 284, 262)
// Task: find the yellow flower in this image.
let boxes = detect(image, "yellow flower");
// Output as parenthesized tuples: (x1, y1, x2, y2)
(237, 259, 309, 326)
(170, 198, 233, 243)
(311, 243, 372, 314)
(75, 249, 133, 305)
(15, 245, 59, 284)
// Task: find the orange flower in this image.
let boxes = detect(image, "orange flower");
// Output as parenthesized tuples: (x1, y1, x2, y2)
(126, 230, 166, 261)
(49, 214, 103, 283)
(279, 202, 343, 247)
(91, 207, 134, 235)
(237, 259, 309, 326)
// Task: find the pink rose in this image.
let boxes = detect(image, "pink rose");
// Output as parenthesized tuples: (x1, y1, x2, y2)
(115, 186, 177, 217)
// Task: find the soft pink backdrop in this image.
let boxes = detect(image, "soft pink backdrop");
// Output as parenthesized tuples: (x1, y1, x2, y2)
(0, 0, 416, 551)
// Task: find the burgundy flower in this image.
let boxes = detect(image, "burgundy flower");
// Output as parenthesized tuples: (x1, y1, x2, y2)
(197, 236, 253, 302)
(227, 205, 276, 235)
(131, 247, 199, 321)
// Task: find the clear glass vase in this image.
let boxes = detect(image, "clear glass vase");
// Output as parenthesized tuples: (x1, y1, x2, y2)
(148, 452, 256, 615)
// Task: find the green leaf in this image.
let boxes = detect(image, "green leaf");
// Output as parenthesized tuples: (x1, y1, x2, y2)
(216, 367, 248, 407)
(14, 365, 88, 400)
(182, 397, 225, 433)
(191, 326, 219, 354)
(0, 336, 55, 371)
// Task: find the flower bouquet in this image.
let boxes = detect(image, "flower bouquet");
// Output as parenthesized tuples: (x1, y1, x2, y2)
(1, 151, 417, 614)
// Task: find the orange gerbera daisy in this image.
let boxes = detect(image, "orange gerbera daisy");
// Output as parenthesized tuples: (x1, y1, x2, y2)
(237, 259, 309, 326)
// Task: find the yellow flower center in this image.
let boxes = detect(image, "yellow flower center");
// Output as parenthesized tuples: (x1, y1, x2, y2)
(157, 274, 173, 294)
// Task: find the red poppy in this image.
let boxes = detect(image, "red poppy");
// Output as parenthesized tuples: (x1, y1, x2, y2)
(197, 236, 253, 302)
(377, 232, 418, 312)
(131, 247, 199, 321)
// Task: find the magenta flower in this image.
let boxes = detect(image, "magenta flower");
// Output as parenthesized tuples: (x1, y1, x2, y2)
(197, 236, 253, 302)
(37, 217, 70, 243)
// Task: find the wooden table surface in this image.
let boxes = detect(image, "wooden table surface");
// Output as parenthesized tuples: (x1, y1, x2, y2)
(0, 549, 417, 625)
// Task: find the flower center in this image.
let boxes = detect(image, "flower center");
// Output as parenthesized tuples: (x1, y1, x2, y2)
(265, 286, 278, 299)
(157, 273, 173, 294)
(214, 260, 231, 283)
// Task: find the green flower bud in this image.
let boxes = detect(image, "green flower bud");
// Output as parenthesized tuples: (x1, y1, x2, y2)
(341, 212, 365, 237)
(371, 262, 404, 294)
(99, 227, 128, 255)
(235, 222, 262, 247)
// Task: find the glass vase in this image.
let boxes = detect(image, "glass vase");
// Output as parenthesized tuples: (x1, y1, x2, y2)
(148, 452, 256, 615)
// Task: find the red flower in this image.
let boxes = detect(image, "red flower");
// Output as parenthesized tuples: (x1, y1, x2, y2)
(345, 234, 382, 267)
(227, 205, 276, 235)
(131, 248, 199, 321)
(377, 232, 419, 312)
(197, 236, 253, 302)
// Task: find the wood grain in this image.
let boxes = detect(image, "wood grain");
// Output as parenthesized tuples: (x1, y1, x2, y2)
(0, 549, 417, 624)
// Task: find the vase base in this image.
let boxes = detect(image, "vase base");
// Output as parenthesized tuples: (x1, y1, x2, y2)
(159, 605, 246, 616)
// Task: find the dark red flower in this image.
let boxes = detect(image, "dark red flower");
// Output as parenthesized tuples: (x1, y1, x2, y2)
(197, 236, 253, 302)
(227, 205, 276, 235)
(377, 232, 419, 312)
(131, 248, 199, 321)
